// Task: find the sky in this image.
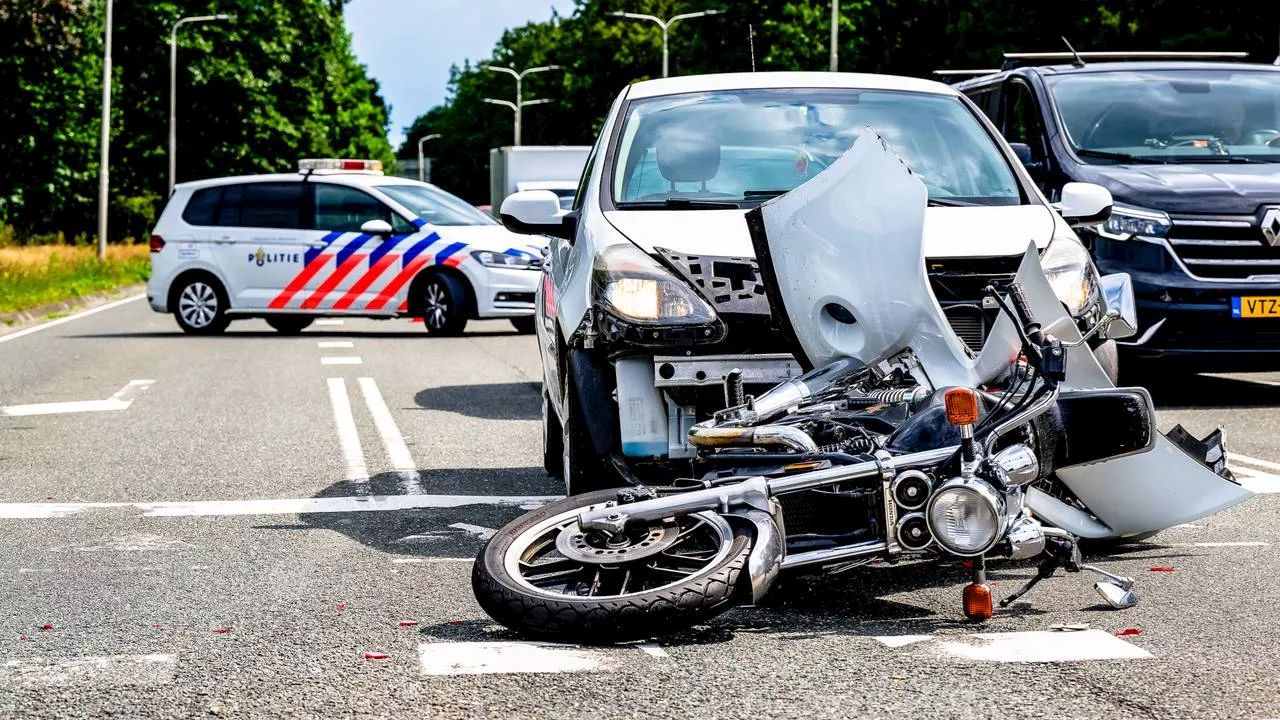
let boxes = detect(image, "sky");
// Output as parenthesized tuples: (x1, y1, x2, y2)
(344, 0, 577, 151)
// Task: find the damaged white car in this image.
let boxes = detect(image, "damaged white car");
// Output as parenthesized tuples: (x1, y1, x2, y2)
(499, 71, 1121, 495)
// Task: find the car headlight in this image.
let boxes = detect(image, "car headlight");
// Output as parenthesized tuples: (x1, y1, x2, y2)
(1096, 203, 1171, 241)
(591, 244, 718, 325)
(926, 478, 1006, 556)
(1041, 237, 1101, 317)
(471, 250, 537, 269)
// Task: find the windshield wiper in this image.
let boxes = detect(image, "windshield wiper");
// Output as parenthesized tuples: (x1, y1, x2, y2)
(927, 198, 980, 207)
(615, 198, 742, 210)
(742, 190, 788, 199)
(1075, 148, 1165, 164)
(1168, 155, 1274, 164)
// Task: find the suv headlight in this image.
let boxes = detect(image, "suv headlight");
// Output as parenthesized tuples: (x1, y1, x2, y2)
(591, 243, 724, 344)
(1096, 203, 1171, 241)
(471, 250, 537, 269)
(1041, 237, 1101, 317)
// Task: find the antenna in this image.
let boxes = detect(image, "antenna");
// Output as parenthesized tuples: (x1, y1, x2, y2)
(1275, 23, 1279, 65)
(1061, 36, 1085, 67)
(749, 23, 756, 72)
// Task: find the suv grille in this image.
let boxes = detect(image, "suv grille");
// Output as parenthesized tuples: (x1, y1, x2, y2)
(1166, 212, 1280, 280)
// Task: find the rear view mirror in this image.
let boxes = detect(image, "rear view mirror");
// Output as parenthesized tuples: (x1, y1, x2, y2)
(1055, 182, 1112, 227)
(360, 219, 394, 236)
(1008, 142, 1045, 175)
(1099, 273, 1137, 340)
(499, 190, 576, 241)
(1054, 388, 1157, 468)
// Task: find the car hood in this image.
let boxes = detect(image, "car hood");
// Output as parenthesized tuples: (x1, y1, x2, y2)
(435, 224, 547, 254)
(603, 204, 1057, 260)
(1076, 162, 1280, 214)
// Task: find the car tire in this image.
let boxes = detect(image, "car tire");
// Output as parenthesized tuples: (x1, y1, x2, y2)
(173, 275, 230, 335)
(510, 316, 536, 334)
(561, 363, 622, 496)
(420, 273, 470, 336)
(265, 316, 314, 335)
(541, 390, 564, 479)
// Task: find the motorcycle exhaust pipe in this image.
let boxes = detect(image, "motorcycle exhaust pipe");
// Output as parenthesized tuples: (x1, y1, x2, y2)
(687, 422, 819, 453)
(746, 357, 863, 420)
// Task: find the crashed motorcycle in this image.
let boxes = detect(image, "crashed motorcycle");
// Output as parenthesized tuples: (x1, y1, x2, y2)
(471, 131, 1255, 643)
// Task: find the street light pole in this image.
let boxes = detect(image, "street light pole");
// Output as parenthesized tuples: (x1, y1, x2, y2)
(830, 1, 838, 71)
(169, 14, 233, 196)
(609, 9, 722, 78)
(97, 0, 113, 260)
(482, 64, 561, 145)
(417, 133, 440, 182)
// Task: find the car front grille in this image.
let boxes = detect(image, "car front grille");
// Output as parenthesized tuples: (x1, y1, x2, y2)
(927, 256, 1020, 352)
(1166, 212, 1280, 281)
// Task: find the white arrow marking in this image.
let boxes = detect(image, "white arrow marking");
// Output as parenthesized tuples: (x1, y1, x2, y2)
(1, 380, 154, 417)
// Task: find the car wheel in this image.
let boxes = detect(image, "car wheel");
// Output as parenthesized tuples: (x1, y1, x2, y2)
(541, 390, 564, 479)
(420, 274, 470, 336)
(510, 316, 536, 334)
(560, 363, 622, 496)
(265, 316, 314, 334)
(174, 276, 229, 335)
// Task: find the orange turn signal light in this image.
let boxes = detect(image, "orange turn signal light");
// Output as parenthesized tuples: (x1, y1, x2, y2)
(944, 387, 979, 426)
(963, 582, 993, 620)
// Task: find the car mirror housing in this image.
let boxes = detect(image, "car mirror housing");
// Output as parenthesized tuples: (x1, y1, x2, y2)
(1055, 182, 1113, 227)
(1099, 272, 1138, 340)
(360, 219, 394, 236)
(500, 190, 576, 241)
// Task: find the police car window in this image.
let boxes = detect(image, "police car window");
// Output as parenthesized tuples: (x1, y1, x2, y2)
(239, 183, 304, 228)
(377, 184, 497, 226)
(314, 184, 393, 232)
(182, 187, 221, 226)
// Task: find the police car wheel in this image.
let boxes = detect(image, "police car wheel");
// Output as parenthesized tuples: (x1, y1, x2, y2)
(542, 390, 564, 479)
(420, 275, 469, 336)
(174, 278, 229, 334)
(265, 316, 314, 335)
(510, 316, 536, 334)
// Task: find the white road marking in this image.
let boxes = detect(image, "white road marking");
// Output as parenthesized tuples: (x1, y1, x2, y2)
(0, 294, 144, 344)
(874, 634, 933, 648)
(1171, 523, 1205, 530)
(391, 558, 473, 564)
(636, 644, 668, 658)
(317, 341, 354, 349)
(357, 377, 419, 492)
(0, 654, 175, 688)
(73, 535, 197, 552)
(327, 378, 368, 484)
(419, 642, 606, 675)
(0, 494, 559, 519)
(931, 630, 1152, 663)
(1172, 541, 1270, 548)
(1230, 452, 1280, 473)
(321, 356, 362, 365)
(449, 523, 497, 540)
(315, 319, 345, 326)
(1, 379, 154, 417)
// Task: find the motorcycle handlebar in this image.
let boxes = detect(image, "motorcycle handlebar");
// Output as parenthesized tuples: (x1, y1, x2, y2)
(1007, 282, 1045, 346)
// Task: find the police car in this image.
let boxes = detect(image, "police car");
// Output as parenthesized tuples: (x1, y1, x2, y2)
(146, 159, 547, 335)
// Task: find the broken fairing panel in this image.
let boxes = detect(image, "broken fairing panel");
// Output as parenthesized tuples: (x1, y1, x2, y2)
(750, 127, 1021, 389)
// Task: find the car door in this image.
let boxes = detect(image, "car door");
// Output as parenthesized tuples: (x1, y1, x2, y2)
(999, 79, 1053, 193)
(207, 181, 309, 309)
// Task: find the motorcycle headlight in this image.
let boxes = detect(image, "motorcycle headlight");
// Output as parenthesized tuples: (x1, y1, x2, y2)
(1041, 237, 1101, 317)
(591, 244, 718, 325)
(926, 478, 1005, 556)
(471, 250, 537, 269)
(1095, 203, 1171, 241)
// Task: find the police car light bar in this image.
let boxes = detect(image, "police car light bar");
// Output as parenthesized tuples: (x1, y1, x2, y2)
(298, 158, 384, 173)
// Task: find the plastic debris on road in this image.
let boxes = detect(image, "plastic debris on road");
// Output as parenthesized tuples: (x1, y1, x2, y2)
(398, 620, 418, 627)
(363, 652, 389, 660)
(1114, 628, 1142, 636)
(212, 628, 231, 634)
(1049, 622, 1090, 632)
(1149, 567, 1175, 572)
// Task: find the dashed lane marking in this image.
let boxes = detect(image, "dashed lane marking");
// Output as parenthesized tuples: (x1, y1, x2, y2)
(1171, 541, 1270, 548)
(1230, 452, 1280, 473)
(321, 356, 362, 365)
(419, 642, 662, 676)
(1, 379, 154, 417)
(327, 378, 368, 483)
(1227, 454, 1280, 494)
(0, 654, 175, 688)
(872, 630, 1151, 663)
(0, 494, 558, 519)
(315, 319, 345, 326)
(357, 377, 420, 492)
(0, 294, 144, 344)
(317, 341, 354, 349)
(874, 634, 933, 648)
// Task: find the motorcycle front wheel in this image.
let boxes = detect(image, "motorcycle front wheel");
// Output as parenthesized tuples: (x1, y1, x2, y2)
(472, 490, 752, 643)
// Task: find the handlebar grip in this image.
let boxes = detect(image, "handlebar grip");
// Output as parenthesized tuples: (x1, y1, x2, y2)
(1007, 282, 1045, 343)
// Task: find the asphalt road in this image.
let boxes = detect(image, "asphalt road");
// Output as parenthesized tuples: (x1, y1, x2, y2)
(1, 297, 1278, 719)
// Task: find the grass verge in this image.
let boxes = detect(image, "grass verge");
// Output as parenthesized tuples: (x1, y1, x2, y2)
(0, 244, 150, 314)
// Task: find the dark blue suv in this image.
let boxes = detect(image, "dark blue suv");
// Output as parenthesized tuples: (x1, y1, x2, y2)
(951, 53, 1280, 370)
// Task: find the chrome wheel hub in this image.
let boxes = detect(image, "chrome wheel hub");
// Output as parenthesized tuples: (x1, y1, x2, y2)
(424, 283, 449, 328)
(178, 282, 217, 328)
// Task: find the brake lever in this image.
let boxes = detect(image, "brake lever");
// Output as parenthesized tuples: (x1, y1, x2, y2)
(1061, 309, 1120, 348)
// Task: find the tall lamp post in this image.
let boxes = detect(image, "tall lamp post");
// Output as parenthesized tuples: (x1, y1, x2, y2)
(481, 64, 561, 146)
(97, 0, 114, 259)
(170, 14, 234, 195)
(417, 133, 440, 182)
(608, 9, 722, 78)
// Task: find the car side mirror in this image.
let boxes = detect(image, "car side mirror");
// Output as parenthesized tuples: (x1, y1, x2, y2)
(1054, 182, 1112, 228)
(360, 219, 394, 236)
(1008, 142, 1045, 175)
(1099, 272, 1138, 340)
(499, 190, 577, 242)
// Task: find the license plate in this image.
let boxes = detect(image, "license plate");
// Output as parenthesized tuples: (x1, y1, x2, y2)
(1232, 296, 1280, 318)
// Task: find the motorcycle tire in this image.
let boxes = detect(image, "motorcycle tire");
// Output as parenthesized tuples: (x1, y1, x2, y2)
(472, 490, 753, 644)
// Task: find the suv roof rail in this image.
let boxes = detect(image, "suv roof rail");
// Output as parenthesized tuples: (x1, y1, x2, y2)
(932, 69, 1000, 80)
(1000, 50, 1248, 71)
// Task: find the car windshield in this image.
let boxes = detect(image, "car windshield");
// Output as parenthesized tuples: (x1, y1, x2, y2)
(611, 88, 1022, 207)
(1047, 69, 1280, 162)
(376, 183, 497, 226)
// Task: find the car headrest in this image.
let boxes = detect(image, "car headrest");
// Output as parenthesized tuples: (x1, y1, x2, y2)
(656, 126, 721, 183)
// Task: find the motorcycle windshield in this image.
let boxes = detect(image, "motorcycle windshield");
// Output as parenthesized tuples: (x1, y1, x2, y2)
(747, 127, 1020, 389)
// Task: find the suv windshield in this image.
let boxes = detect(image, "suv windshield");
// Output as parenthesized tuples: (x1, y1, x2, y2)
(1047, 69, 1280, 162)
(376, 183, 497, 226)
(611, 88, 1022, 207)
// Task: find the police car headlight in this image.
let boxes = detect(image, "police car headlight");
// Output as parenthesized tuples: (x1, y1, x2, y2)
(1041, 238, 1101, 317)
(926, 477, 1006, 557)
(471, 250, 536, 269)
(591, 243, 718, 325)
